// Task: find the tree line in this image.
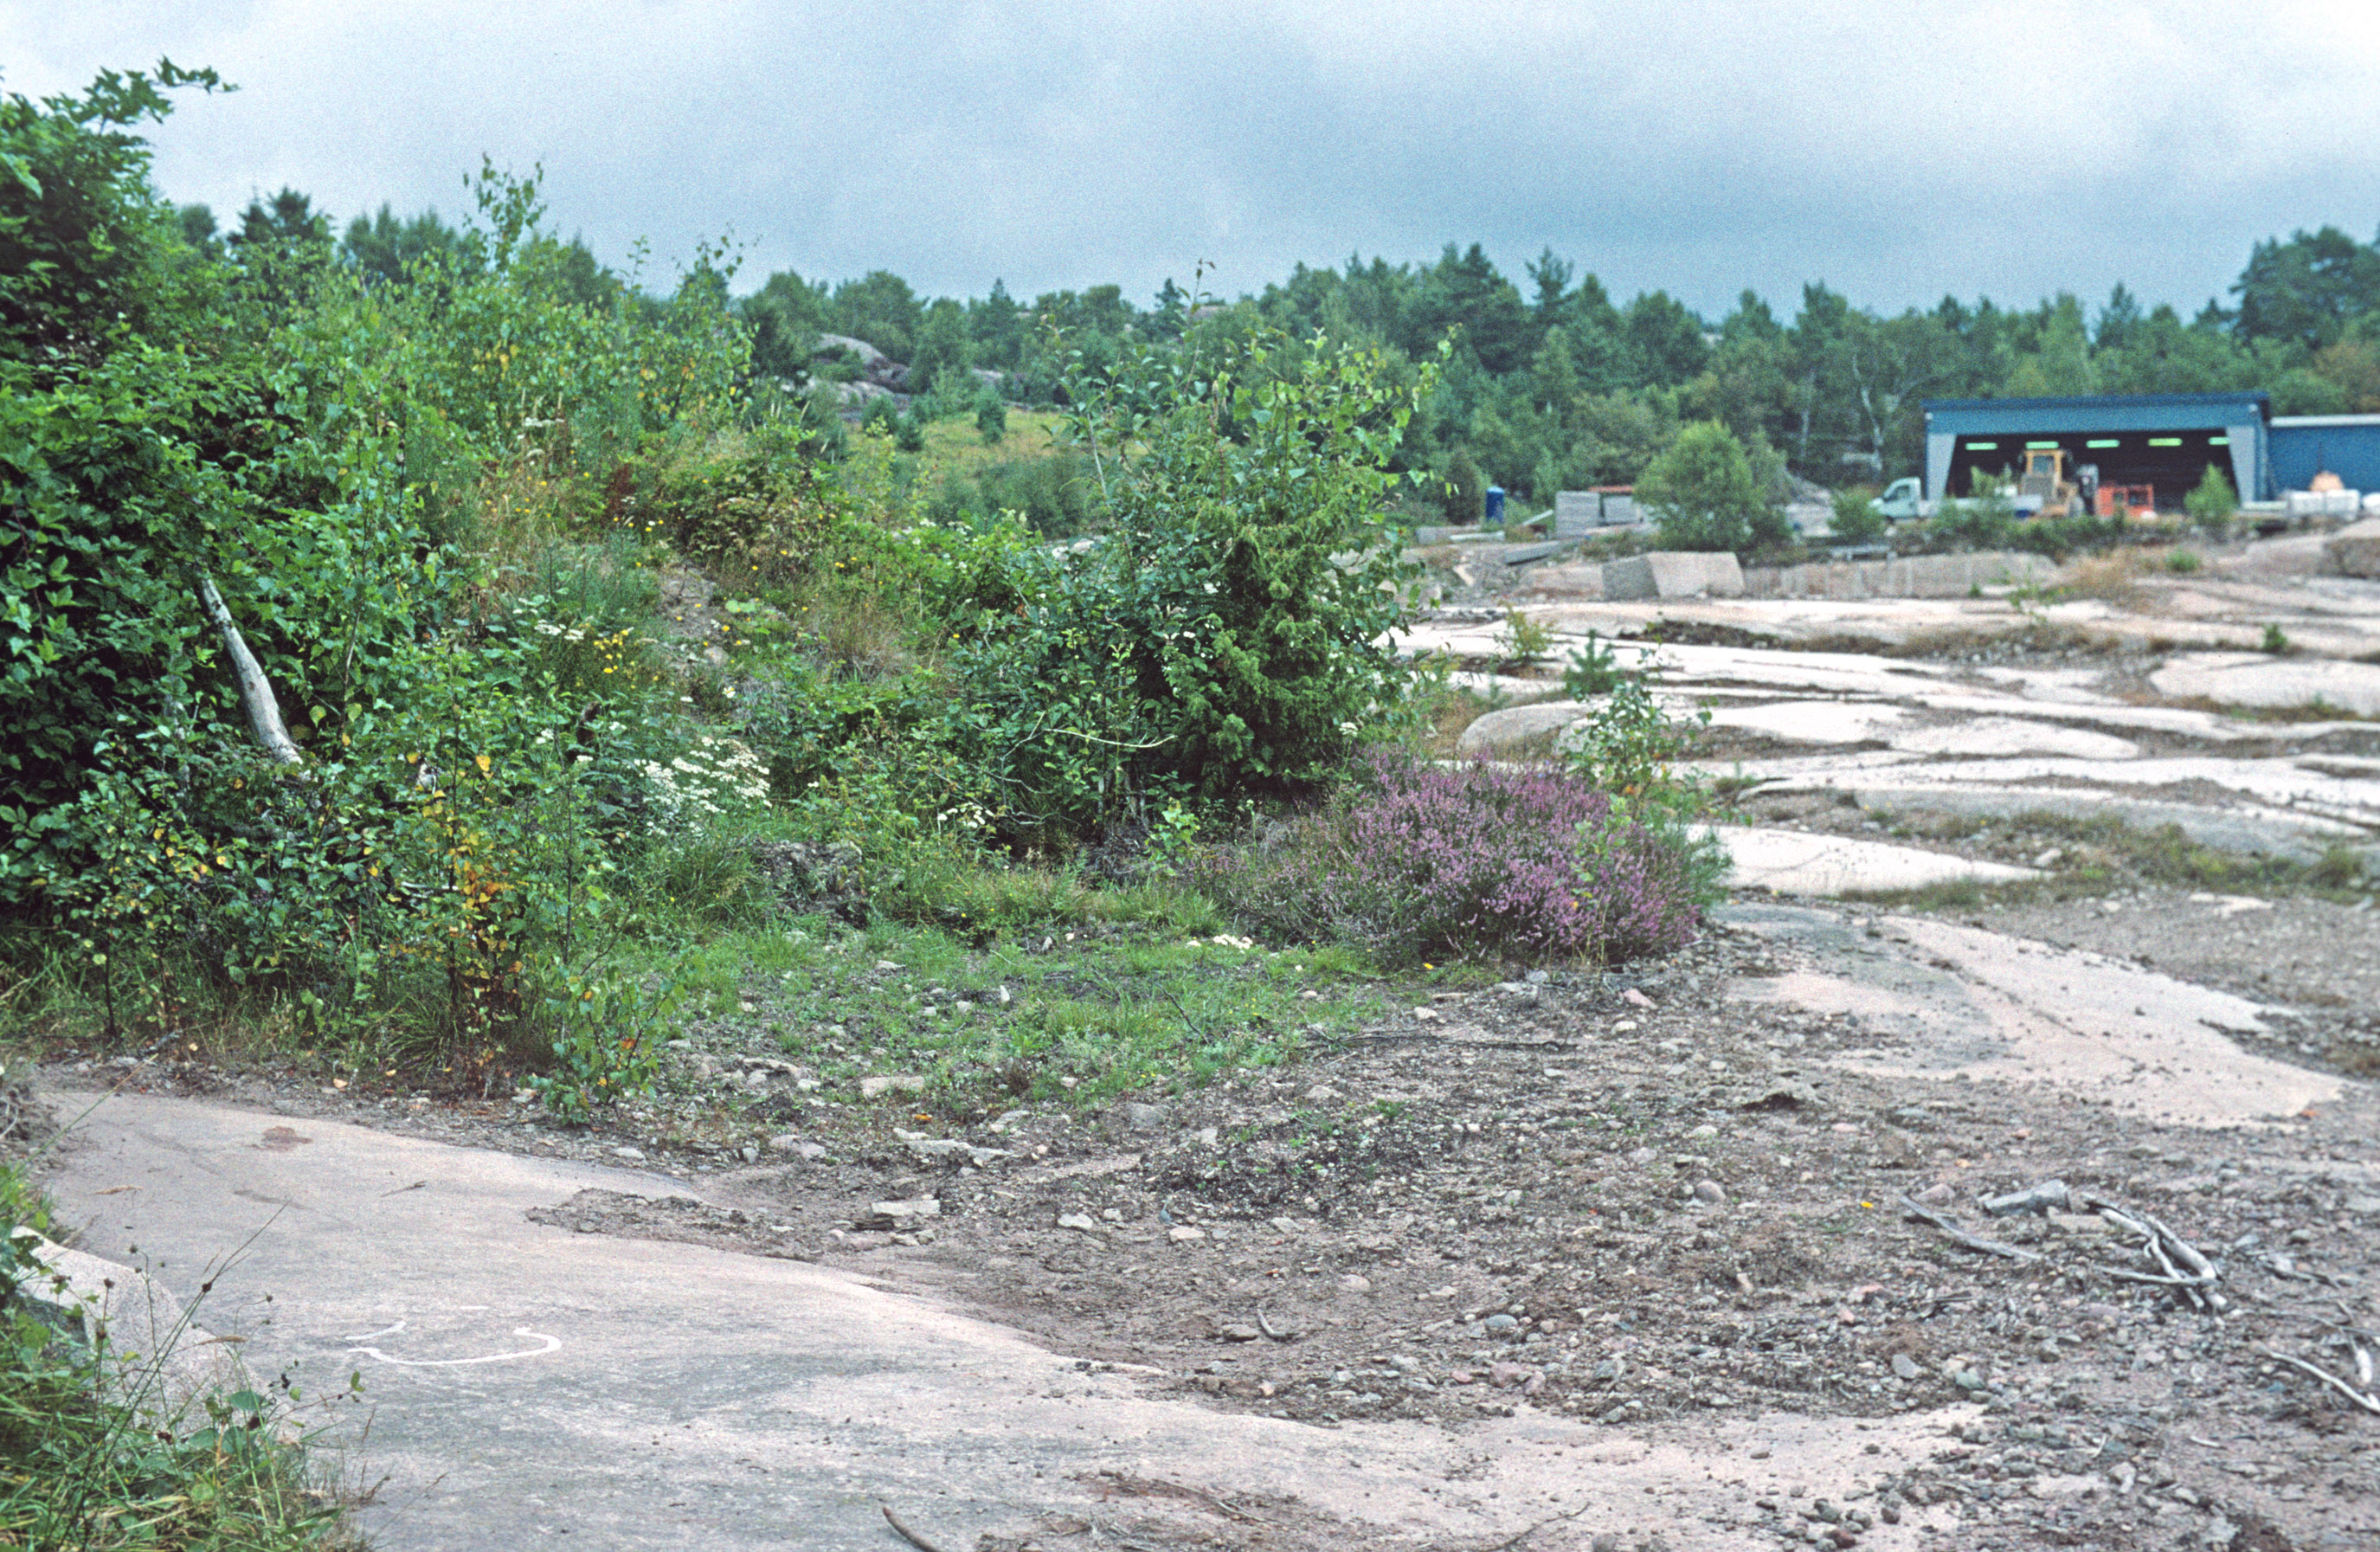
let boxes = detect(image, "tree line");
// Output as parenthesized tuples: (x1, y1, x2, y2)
(741, 229, 2380, 515)
(167, 176, 2380, 514)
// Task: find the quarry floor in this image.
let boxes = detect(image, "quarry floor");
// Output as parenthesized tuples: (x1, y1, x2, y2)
(26, 535, 2380, 1552)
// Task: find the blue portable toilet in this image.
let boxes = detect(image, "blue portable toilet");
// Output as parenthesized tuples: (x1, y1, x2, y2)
(1484, 485, 1505, 526)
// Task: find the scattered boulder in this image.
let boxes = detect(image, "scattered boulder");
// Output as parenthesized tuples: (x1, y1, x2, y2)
(2322, 517, 2380, 577)
(812, 333, 910, 390)
(1454, 699, 1590, 754)
(859, 1197, 939, 1230)
(814, 333, 891, 370)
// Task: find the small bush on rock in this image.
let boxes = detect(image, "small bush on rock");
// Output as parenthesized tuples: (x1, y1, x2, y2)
(1200, 754, 1706, 968)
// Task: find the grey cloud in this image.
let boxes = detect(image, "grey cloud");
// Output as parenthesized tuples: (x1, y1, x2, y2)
(7, 0, 2379, 318)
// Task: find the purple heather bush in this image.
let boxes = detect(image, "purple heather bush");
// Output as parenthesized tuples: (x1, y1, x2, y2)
(1200, 753, 1705, 968)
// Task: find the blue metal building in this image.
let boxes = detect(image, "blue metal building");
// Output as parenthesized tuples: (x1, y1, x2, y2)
(1920, 391, 2270, 506)
(2268, 415, 2380, 493)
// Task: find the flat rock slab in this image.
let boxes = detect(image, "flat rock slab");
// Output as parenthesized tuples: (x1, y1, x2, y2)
(1708, 825, 2038, 897)
(1837, 754, 2377, 828)
(2150, 653, 2380, 717)
(35, 1088, 1972, 1552)
(1720, 905, 2342, 1128)
(1737, 753, 2378, 847)
(1905, 692, 2299, 743)
(1888, 717, 2139, 761)
(1706, 700, 1909, 745)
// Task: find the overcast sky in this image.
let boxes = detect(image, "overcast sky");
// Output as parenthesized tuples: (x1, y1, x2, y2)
(10, 2, 2380, 323)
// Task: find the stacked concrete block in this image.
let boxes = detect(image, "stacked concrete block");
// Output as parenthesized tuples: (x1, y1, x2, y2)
(1599, 551, 1746, 601)
(1741, 551, 2055, 600)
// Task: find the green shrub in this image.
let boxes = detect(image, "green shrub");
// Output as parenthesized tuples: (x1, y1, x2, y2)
(1494, 607, 1552, 667)
(1561, 632, 1624, 696)
(1921, 488, 2016, 551)
(2185, 463, 2238, 529)
(2007, 512, 2124, 560)
(923, 450, 1102, 538)
(1638, 421, 1788, 553)
(1439, 446, 1485, 525)
(943, 327, 1437, 837)
(1562, 673, 1711, 818)
(2, 74, 753, 915)
(616, 418, 846, 586)
(526, 962, 682, 1122)
(39, 613, 735, 1084)
(1829, 485, 1888, 544)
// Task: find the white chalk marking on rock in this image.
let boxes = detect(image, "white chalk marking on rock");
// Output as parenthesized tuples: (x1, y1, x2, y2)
(347, 1322, 563, 1367)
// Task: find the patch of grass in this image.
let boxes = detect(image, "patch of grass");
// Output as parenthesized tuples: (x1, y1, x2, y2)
(0, 1164, 357, 1550)
(2053, 550, 2155, 605)
(671, 912, 1398, 1107)
(876, 849, 1226, 942)
(612, 843, 1402, 1108)
(2161, 694, 2375, 726)
(1843, 877, 2003, 911)
(902, 409, 1067, 484)
(1412, 682, 1499, 759)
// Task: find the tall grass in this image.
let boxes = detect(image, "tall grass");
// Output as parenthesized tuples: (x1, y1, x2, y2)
(0, 1163, 357, 1549)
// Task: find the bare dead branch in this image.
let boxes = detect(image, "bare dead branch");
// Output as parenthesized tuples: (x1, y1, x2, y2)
(198, 575, 303, 765)
(2262, 1349, 2380, 1415)
(1898, 1196, 2042, 1262)
(1980, 1180, 2069, 1217)
(881, 1503, 956, 1552)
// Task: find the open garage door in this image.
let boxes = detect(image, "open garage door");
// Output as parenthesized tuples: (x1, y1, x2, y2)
(1949, 429, 2237, 509)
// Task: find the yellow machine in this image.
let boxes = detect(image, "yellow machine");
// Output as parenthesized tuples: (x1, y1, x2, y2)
(2016, 449, 2081, 518)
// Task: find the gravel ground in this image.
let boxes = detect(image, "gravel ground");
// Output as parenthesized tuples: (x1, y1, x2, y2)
(43, 897, 2380, 1552)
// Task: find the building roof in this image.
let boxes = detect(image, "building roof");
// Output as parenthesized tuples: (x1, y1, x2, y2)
(1921, 391, 2271, 436)
(2270, 414, 2380, 428)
